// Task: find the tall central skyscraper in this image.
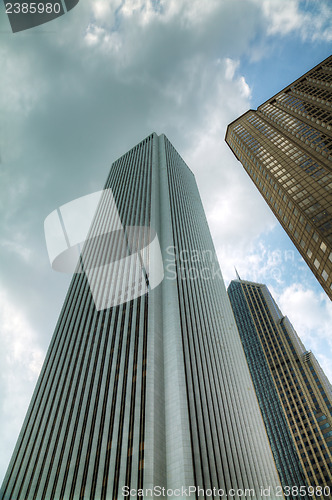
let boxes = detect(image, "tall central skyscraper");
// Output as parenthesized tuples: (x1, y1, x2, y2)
(1, 134, 281, 499)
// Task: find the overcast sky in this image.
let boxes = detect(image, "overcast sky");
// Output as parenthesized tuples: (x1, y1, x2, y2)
(0, 0, 332, 484)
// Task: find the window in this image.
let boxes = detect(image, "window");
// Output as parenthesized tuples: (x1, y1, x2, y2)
(320, 242, 327, 253)
(314, 258, 320, 269)
(322, 270, 328, 281)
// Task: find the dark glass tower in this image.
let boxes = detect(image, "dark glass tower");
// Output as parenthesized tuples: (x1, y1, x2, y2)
(228, 278, 332, 498)
(225, 55, 332, 299)
(1, 134, 281, 499)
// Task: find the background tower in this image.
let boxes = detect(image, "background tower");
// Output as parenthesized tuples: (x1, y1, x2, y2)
(225, 55, 332, 299)
(1, 134, 281, 499)
(228, 278, 332, 498)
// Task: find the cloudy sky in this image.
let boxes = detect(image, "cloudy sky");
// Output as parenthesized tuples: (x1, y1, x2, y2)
(0, 0, 332, 483)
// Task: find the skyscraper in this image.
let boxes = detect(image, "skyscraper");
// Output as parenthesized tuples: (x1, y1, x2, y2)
(228, 278, 332, 498)
(225, 55, 332, 299)
(1, 134, 281, 499)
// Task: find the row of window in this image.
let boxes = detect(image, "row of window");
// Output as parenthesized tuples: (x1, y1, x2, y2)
(229, 128, 332, 262)
(293, 81, 331, 105)
(260, 102, 332, 156)
(244, 287, 332, 480)
(229, 284, 305, 485)
(277, 92, 331, 127)
(244, 114, 332, 193)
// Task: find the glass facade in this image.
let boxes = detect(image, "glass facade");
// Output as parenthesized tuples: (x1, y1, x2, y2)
(1, 134, 281, 499)
(228, 279, 332, 499)
(225, 56, 332, 299)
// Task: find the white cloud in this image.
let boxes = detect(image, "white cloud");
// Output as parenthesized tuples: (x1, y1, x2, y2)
(225, 58, 239, 81)
(216, 235, 288, 288)
(0, 238, 32, 262)
(121, 0, 157, 25)
(119, 0, 222, 27)
(238, 76, 251, 98)
(81, 0, 332, 65)
(276, 284, 332, 340)
(91, 0, 119, 21)
(161, 0, 221, 27)
(81, 0, 260, 67)
(274, 283, 332, 380)
(0, 288, 44, 481)
(256, 0, 332, 42)
(259, 0, 304, 36)
(0, 48, 46, 117)
(85, 23, 105, 46)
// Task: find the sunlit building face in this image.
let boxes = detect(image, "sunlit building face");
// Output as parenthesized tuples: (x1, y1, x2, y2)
(226, 55, 332, 299)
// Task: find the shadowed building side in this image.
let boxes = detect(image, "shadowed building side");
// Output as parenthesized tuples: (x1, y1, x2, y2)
(228, 278, 332, 499)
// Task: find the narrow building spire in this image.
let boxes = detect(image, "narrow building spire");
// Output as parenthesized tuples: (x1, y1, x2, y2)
(235, 267, 241, 280)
